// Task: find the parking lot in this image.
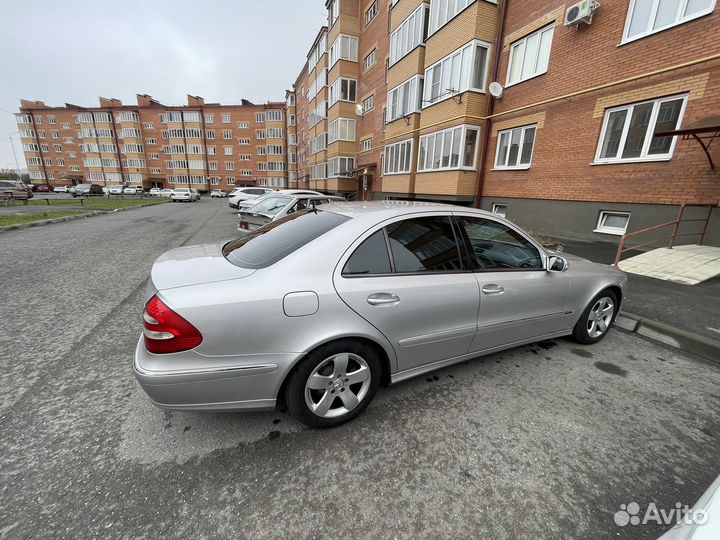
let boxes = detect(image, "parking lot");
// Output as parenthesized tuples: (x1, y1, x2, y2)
(1, 199, 718, 539)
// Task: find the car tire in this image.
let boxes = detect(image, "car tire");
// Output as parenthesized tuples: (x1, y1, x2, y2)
(571, 290, 619, 345)
(285, 340, 382, 428)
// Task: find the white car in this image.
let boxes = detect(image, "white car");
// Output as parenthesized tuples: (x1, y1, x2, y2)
(228, 187, 273, 209)
(210, 190, 228, 198)
(108, 186, 124, 195)
(54, 186, 70, 193)
(171, 188, 200, 202)
(123, 186, 143, 195)
(149, 188, 161, 196)
(236, 189, 324, 211)
(158, 189, 175, 197)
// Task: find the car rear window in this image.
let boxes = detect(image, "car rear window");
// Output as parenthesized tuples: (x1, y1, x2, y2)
(246, 195, 292, 216)
(223, 209, 350, 269)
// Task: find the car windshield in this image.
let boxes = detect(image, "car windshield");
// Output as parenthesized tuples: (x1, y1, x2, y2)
(246, 195, 292, 216)
(224, 209, 350, 269)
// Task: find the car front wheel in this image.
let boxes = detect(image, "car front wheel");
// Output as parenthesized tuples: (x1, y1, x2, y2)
(572, 290, 618, 344)
(286, 340, 381, 428)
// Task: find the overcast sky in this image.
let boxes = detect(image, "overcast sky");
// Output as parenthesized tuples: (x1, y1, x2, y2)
(0, 0, 327, 170)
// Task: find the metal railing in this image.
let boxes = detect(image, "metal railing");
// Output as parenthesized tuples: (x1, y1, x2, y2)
(613, 204, 715, 265)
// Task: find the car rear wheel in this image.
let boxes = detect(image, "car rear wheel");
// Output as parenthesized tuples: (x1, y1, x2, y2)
(572, 290, 618, 344)
(285, 340, 381, 428)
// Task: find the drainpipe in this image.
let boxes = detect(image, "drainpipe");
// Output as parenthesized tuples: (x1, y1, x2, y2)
(475, 0, 509, 208)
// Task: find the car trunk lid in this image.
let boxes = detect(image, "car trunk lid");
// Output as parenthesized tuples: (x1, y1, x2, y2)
(149, 242, 255, 296)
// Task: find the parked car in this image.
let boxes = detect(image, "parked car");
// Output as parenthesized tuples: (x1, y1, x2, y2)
(35, 185, 54, 193)
(149, 188, 161, 196)
(133, 201, 628, 427)
(239, 193, 344, 232)
(0, 180, 32, 200)
(123, 186, 143, 195)
(228, 187, 272, 209)
(72, 184, 104, 197)
(54, 185, 70, 193)
(108, 186, 124, 195)
(158, 189, 175, 197)
(68, 186, 77, 195)
(210, 190, 228, 198)
(170, 188, 200, 202)
(658, 474, 720, 539)
(236, 189, 324, 211)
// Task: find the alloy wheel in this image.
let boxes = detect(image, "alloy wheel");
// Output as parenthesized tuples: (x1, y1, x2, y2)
(587, 296, 614, 338)
(304, 353, 371, 418)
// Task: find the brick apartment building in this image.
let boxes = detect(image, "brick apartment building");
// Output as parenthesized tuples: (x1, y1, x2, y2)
(285, 0, 718, 242)
(16, 95, 287, 192)
(18, 0, 720, 243)
(478, 0, 720, 244)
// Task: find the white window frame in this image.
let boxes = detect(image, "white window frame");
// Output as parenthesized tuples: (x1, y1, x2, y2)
(594, 211, 631, 235)
(491, 203, 507, 217)
(222, 114, 231, 124)
(506, 25, 555, 87)
(494, 124, 537, 170)
(329, 34, 359, 67)
(622, 0, 716, 43)
(361, 138, 373, 152)
(364, 49, 377, 71)
(328, 118, 356, 143)
(389, 3, 429, 66)
(329, 77, 358, 107)
(362, 95, 376, 113)
(328, 156, 355, 178)
(418, 124, 480, 172)
(429, 0, 479, 35)
(383, 139, 413, 175)
(422, 39, 490, 107)
(365, 0, 378, 25)
(387, 75, 423, 123)
(594, 94, 688, 164)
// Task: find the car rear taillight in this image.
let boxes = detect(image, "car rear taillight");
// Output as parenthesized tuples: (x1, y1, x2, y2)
(143, 295, 203, 354)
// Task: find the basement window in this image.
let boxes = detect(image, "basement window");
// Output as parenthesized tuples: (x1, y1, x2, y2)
(491, 203, 507, 218)
(595, 211, 631, 235)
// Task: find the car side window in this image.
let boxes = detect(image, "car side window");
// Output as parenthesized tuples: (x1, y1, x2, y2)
(386, 216, 463, 273)
(342, 230, 392, 275)
(457, 216, 543, 270)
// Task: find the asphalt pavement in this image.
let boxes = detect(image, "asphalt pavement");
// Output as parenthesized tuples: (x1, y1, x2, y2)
(552, 238, 720, 341)
(1, 200, 719, 539)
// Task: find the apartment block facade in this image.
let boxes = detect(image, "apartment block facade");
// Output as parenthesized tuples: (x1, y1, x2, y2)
(18, 0, 719, 242)
(478, 0, 720, 243)
(16, 95, 287, 192)
(286, 0, 718, 242)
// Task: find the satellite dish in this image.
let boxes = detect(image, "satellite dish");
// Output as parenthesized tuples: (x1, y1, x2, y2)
(355, 104, 364, 116)
(489, 81, 504, 99)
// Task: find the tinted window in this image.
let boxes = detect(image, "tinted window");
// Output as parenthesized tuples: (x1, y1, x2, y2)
(248, 195, 292, 216)
(343, 231, 391, 275)
(458, 216, 543, 270)
(386, 216, 463, 272)
(223, 210, 350, 269)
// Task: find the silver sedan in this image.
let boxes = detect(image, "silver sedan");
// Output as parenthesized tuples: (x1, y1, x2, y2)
(134, 201, 627, 427)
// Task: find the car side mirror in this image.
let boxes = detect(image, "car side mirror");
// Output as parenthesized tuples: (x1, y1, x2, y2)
(548, 255, 568, 272)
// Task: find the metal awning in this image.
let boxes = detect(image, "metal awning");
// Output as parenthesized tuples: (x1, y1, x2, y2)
(656, 116, 720, 171)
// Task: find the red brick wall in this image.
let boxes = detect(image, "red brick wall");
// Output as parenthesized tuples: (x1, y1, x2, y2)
(483, 0, 720, 206)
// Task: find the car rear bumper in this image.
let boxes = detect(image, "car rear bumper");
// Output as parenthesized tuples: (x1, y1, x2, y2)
(132, 337, 297, 411)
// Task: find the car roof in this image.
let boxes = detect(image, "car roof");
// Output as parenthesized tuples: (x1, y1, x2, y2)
(320, 200, 495, 219)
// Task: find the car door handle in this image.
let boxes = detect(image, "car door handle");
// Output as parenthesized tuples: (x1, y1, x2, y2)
(481, 284, 505, 295)
(367, 293, 400, 306)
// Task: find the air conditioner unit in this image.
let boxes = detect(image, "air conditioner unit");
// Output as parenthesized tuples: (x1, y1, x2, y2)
(564, 0, 599, 26)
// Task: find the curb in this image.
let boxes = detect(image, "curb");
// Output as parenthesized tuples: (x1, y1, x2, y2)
(616, 312, 720, 363)
(0, 200, 170, 232)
